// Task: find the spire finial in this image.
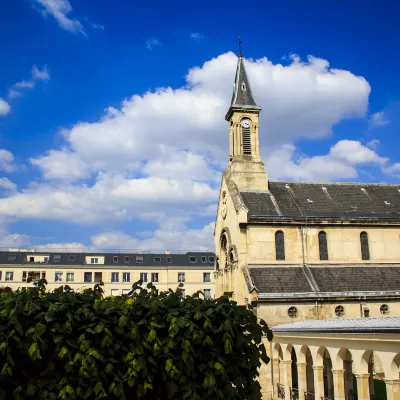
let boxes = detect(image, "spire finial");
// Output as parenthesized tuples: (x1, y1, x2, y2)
(238, 36, 242, 58)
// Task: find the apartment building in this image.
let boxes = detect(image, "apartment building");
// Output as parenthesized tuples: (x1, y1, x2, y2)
(0, 250, 215, 297)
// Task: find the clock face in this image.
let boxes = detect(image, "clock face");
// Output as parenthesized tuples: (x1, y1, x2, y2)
(241, 119, 251, 128)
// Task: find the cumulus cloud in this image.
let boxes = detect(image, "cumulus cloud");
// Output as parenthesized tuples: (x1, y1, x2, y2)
(0, 150, 17, 173)
(369, 111, 390, 128)
(32, 0, 85, 35)
(0, 98, 11, 115)
(0, 178, 17, 193)
(265, 140, 388, 181)
(190, 33, 203, 40)
(0, 51, 389, 248)
(8, 65, 50, 99)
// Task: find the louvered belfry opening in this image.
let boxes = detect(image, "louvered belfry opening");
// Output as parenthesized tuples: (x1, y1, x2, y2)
(275, 230, 285, 260)
(318, 231, 329, 260)
(242, 126, 251, 154)
(360, 232, 370, 260)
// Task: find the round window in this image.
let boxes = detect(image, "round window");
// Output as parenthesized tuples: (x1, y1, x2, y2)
(288, 306, 298, 318)
(335, 305, 345, 317)
(380, 304, 389, 315)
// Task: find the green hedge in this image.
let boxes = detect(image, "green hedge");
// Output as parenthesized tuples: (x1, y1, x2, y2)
(0, 281, 272, 399)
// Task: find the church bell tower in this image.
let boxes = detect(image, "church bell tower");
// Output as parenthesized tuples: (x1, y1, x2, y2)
(224, 45, 268, 190)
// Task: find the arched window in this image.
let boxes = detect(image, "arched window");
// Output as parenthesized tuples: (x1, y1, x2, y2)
(275, 230, 285, 261)
(360, 232, 370, 260)
(318, 231, 328, 260)
(242, 125, 251, 154)
(220, 232, 228, 268)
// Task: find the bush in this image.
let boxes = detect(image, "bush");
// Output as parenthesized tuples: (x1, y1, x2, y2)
(0, 281, 272, 399)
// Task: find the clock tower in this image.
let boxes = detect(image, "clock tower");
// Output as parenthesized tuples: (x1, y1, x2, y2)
(224, 49, 268, 190)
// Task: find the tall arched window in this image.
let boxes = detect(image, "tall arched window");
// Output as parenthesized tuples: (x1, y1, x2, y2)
(242, 121, 251, 155)
(318, 231, 328, 260)
(360, 232, 370, 260)
(220, 234, 228, 268)
(275, 230, 285, 261)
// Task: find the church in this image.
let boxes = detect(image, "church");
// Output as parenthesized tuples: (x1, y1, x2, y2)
(214, 49, 400, 325)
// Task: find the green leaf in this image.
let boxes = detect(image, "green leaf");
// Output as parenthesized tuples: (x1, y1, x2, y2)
(94, 382, 102, 395)
(58, 347, 68, 359)
(118, 315, 128, 328)
(147, 329, 156, 343)
(28, 342, 39, 358)
(26, 384, 36, 396)
(94, 324, 104, 333)
(0, 342, 6, 352)
(214, 361, 223, 371)
(165, 359, 173, 372)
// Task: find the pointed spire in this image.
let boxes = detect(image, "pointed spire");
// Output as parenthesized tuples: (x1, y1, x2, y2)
(225, 43, 261, 121)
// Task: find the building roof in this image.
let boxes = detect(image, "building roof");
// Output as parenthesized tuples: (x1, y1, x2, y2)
(248, 265, 400, 298)
(240, 181, 400, 222)
(0, 251, 216, 268)
(272, 316, 400, 334)
(225, 54, 261, 120)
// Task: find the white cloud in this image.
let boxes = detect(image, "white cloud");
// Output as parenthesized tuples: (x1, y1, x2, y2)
(0, 52, 381, 248)
(190, 33, 203, 40)
(367, 139, 380, 150)
(8, 65, 50, 99)
(0, 178, 17, 193)
(32, 0, 85, 35)
(0, 98, 11, 115)
(265, 140, 388, 181)
(369, 111, 390, 128)
(0, 150, 16, 173)
(146, 39, 161, 50)
(382, 163, 400, 178)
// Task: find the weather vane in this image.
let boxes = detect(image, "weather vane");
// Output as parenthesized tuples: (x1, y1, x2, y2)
(238, 36, 242, 57)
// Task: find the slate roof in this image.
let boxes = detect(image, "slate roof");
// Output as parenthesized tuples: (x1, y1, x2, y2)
(310, 265, 400, 292)
(249, 266, 314, 293)
(0, 251, 216, 268)
(241, 181, 400, 222)
(230, 56, 257, 107)
(248, 265, 400, 297)
(272, 316, 400, 333)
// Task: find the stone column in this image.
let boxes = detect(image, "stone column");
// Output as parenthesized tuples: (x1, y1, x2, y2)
(272, 357, 281, 396)
(260, 350, 272, 400)
(297, 362, 307, 400)
(344, 360, 353, 400)
(326, 365, 334, 398)
(354, 374, 370, 400)
(385, 379, 400, 400)
(283, 360, 292, 400)
(332, 369, 345, 400)
(368, 358, 375, 397)
(313, 366, 325, 400)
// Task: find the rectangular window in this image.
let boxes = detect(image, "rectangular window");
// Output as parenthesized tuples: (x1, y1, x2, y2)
(55, 272, 63, 282)
(111, 289, 119, 296)
(140, 272, 148, 282)
(29, 256, 34, 262)
(42, 272, 46, 279)
(122, 289, 130, 295)
(5, 272, 13, 281)
(201, 256, 207, 263)
(166, 256, 172, 263)
(66, 272, 74, 282)
(204, 289, 211, 299)
(7, 254, 16, 262)
(123, 272, 130, 282)
(44, 257, 49, 262)
(189, 256, 197, 263)
(208, 256, 215, 263)
(22, 271, 27, 282)
(151, 273, 159, 283)
(136, 256, 143, 263)
(53, 255, 61, 262)
(84, 272, 92, 283)
(91, 258, 98, 264)
(94, 272, 102, 283)
(178, 272, 185, 283)
(113, 256, 119, 263)
(111, 272, 119, 283)
(0, 271, 2, 280)
(203, 272, 211, 283)
(124, 256, 130, 263)
(68, 255, 76, 262)
(154, 257, 161, 263)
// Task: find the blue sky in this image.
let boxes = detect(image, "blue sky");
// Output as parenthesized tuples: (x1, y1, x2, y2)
(0, 0, 400, 251)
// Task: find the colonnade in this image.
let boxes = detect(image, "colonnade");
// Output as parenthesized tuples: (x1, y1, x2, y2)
(268, 335, 400, 400)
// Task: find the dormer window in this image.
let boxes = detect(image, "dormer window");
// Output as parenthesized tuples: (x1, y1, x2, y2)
(241, 82, 246, 90)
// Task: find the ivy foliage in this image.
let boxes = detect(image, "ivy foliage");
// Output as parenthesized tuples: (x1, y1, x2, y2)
(0, 280, 272, 399)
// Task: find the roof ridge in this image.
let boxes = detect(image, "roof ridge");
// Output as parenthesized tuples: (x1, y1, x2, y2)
(268, 180, 400, 187)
